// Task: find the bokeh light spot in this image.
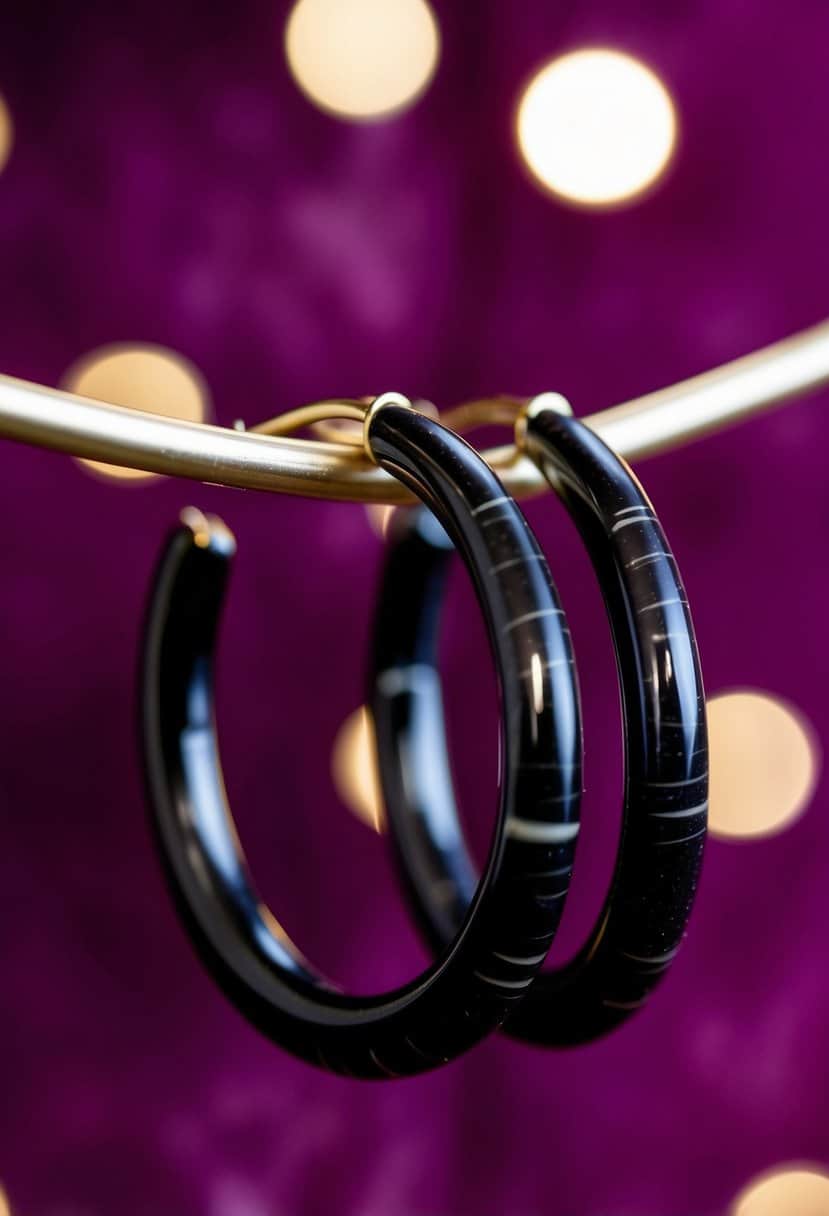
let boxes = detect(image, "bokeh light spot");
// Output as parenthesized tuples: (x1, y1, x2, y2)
(331, 706, 385, 832)
(0, 95, 13, 175)
(732, 1165, 829, 1215)
(63, 343, 209, 482)
(707, 690, 820, 840)
(365, 503, 396, 539)
(516, 48, 677, 208)
(284, 0, 440, 121)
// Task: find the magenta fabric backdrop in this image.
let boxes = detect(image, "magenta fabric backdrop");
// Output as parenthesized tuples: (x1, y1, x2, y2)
(1, 3, 828, 1214)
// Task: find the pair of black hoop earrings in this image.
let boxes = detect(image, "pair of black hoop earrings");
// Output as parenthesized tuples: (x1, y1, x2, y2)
(142, 392, 708, 1079)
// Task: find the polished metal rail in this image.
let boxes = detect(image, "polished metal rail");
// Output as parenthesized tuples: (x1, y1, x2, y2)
(0, 318, 827, 503)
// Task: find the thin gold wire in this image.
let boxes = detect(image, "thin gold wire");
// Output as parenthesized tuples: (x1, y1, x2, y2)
(249, 400, 368, 436)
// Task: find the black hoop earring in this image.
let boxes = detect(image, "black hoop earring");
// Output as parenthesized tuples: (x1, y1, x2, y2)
(370, 396, 707, 1046)
(141, 394, 582, 1078)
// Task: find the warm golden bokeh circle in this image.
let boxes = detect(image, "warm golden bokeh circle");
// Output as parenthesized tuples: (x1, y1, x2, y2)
(284, 0, 440, 121)
(63, 343, 209, 482)
(515, 48, 677, 208)
(732, 1166, 829, 1215)
(364, 502, 397, 539)
(331, 706, 385, 832)
(707, 690, 820, 840)
(0, 95, 13, 175)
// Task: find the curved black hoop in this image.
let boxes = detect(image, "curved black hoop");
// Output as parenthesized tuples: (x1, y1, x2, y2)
(141, 401, 582, 1078)
(370, 401, 707, 1046)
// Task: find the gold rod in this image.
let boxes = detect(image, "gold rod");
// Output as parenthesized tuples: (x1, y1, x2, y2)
(1, 318, 827, 504)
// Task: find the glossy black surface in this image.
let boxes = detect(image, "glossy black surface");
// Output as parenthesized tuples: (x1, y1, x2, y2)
(371, 406, 707, 1045)
(141, 404, 582, 1078)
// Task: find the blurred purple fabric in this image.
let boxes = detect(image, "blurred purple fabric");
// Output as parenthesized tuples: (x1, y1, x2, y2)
(1, 2, 828, 1213)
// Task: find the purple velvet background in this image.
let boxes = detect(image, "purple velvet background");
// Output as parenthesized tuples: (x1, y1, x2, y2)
(1, 2, 828, 1213)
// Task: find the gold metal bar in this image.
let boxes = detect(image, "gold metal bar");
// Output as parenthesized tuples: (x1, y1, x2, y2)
(1, 318, 827, 504)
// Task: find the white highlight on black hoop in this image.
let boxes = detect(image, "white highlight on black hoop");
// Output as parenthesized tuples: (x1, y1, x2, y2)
(636, 597, 688, 615)
(624, 551, 674, 570)
(376, 663, 439, 698)
(489, 551, 547, 576)
(505, 818, 580, 844)
(493, 950, 549, 966)
(471, 495, 511, 517)
(649, 801, 708, 819)
(621, 946, 680, 965)
(503, 607, 565, 634)
(611, 512, 654, 533)
(647, 776, 708, 789)
(474, 971, 535, 990)
(518, 655, 573, 680)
